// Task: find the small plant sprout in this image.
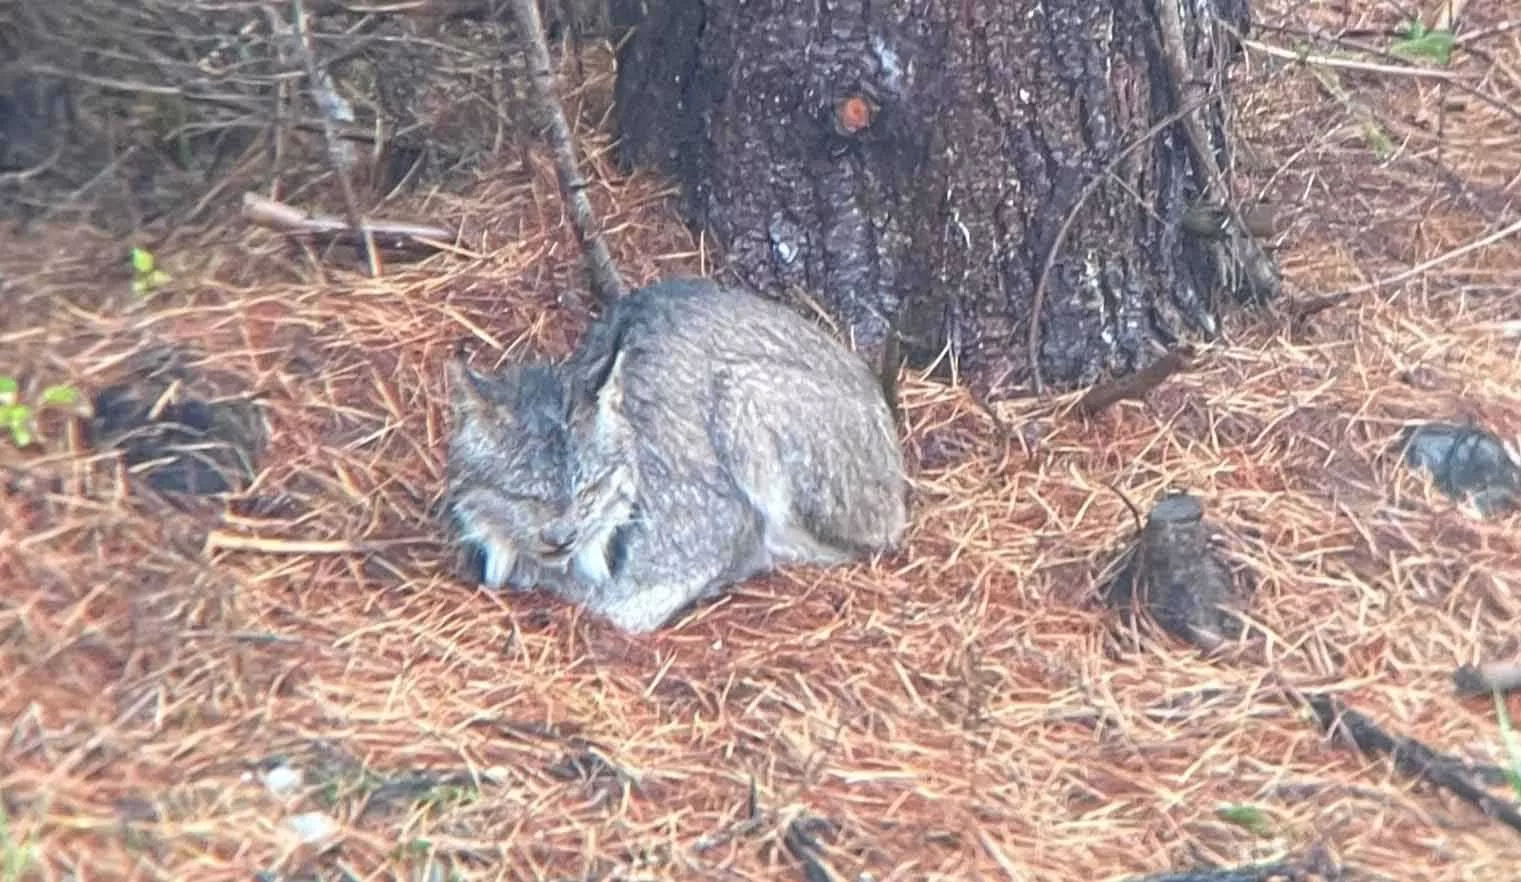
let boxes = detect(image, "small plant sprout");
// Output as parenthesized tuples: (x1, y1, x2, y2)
(1215, 803, 1277, 838)
(1390, 20, 1455, 67)
(1495, 690, 1521, 800)
(0, 799, 38, 882)
(130, 246, 172, 297)
(0, 376, 85, 448)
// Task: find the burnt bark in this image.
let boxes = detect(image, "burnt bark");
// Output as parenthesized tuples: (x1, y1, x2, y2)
(609, 0, 1274, 398)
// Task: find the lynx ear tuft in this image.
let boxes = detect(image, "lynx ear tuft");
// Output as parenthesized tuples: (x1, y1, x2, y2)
(594, 348, 628, 416)
(571, 340, 628, 428)
(445, 348, 497, 424)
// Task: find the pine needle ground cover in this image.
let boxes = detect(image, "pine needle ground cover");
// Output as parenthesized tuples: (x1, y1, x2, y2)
(3, 2, 1521, 880)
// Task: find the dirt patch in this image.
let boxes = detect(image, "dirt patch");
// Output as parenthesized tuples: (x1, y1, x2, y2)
(4, 3, 1521, 881)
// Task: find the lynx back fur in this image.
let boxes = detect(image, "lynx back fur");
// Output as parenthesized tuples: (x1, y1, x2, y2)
(442, 277, 909, 633)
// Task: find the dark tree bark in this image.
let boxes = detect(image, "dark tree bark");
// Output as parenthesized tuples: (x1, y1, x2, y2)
(609, 0, 1277, 398)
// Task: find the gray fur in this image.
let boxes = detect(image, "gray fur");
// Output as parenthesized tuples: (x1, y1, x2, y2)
(442, 277, 909, 633)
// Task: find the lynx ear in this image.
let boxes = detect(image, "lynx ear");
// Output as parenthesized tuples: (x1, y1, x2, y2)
(573, 344, 628, 428)
(445, 348, 499, 425)
(592, 348, 627, 420)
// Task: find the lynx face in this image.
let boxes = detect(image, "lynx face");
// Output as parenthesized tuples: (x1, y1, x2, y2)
(443, 355, 583, 590)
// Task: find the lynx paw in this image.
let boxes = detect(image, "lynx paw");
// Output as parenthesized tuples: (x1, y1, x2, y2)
(455, 532, 528, 591)
(480, 540, 518, 590)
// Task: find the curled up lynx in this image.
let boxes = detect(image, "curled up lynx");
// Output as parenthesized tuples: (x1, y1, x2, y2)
(441, 277, 910, 633)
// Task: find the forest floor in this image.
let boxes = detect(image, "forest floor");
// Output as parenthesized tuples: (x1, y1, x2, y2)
(4, 2, 1521, 881)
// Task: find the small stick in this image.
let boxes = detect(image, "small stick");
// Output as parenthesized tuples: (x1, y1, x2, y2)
(1324, 214, 1521, 302)
(178, 630, 305, 645)
(1304, 693, 1521, 834)
(1071, 346, 1195, 419)
(242, 192, 459, 254)
(1284, 291, 1351, 324)
(1118, 860, 1297, 882)
(783, 814, 841, 882)
(506, 0, 628, 306)
(204, 530, 435, 556)
(1454, 662, 1521, 697)
(1238, 37, 1465, 81)
(291, 0, 381, 277)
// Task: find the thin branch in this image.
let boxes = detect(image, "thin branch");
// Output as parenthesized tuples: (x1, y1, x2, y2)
(1071, 346, 1196, 419)
(204, 531, 435, 556)
(1238, 37, 1466, 81)
(242, 192, 465, 256)
(1118, 848, 1333, 882)
(1328, 215, 1521, 301)
(1229, 24, 1521, 131)
(1453, 18, 1521, 46)
(1283, 291, 1351, 326)
(1304, 693, 1521, 834)
(291, 0, 381, 278)
(505, 0, 629, 305)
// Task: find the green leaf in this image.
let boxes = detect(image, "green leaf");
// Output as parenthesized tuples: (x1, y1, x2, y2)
(0, 795, 39, 881)
(131, 247, 156, 275)
(131, 268, 172, 298)
(9, 421, 32, 447)
(40, 384, 79, 407)
(0, 376, 16, 406)
(1216, 803, 1275, 837)
(1496, 690, 1521, 801)
(1391, 22, 1454, 66)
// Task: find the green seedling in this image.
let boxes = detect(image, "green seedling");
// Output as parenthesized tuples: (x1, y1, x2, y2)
(0, 799, 39, 882)
(0, 376, 82, 448)
(130, 246, 172, 297)
(1495, 690, 1521, 800)
(1390, 21, 1455, 66)
(1215, 802, 1277, 838)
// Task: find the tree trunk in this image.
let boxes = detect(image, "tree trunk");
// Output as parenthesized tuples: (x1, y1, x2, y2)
(608, 0, 1277, 398)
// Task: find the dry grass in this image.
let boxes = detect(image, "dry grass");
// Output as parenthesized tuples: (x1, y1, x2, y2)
(4, 2, 1521, 880)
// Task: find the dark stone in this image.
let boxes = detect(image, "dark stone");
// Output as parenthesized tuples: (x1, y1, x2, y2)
(1396, 421, 1521, 517)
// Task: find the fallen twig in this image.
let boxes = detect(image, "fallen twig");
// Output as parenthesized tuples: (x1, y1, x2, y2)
(177, 629, 305, 645)
(242, 193, 459, 256)
(692, 777, 769, 855)
(1304, 693, 1521, 834)
(1324, 215, 1521, 303)
(1238, 37, 1466, 81)
(204, 531, 435, 556)
(1156, 0, 1278, 295)
(1119, 860, 1299, 882)
(1283, 291, 1352, 325)
(783, 814, 841, 882)
(1072, 346, 1195, 419)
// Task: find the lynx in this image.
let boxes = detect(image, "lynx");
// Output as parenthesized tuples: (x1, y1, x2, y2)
(442, 277, 908, 632)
